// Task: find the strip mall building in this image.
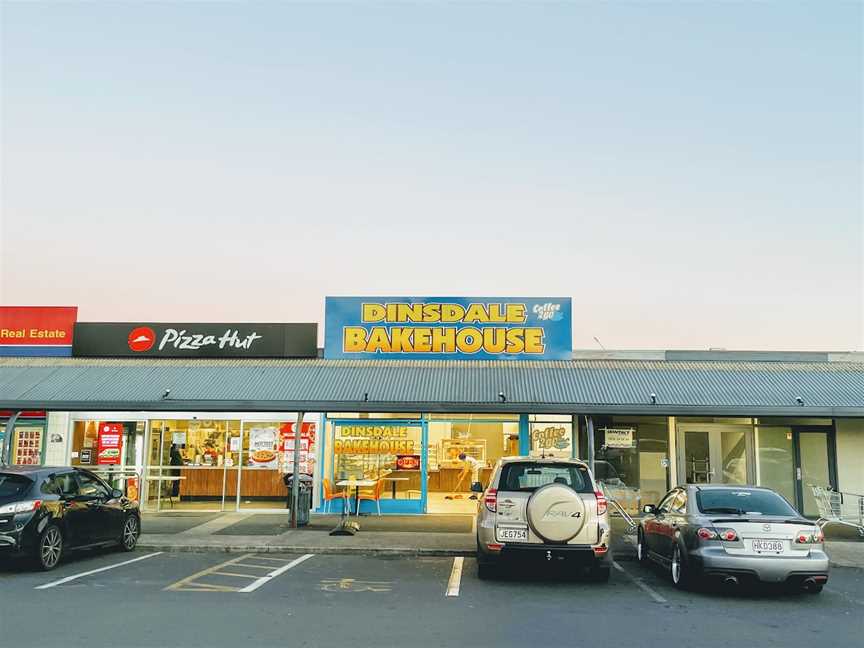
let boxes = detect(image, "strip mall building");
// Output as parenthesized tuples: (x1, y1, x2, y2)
(1, 299, 862, 520)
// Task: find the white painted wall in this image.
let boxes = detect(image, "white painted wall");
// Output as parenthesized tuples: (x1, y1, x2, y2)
(44, 411, 71, 466)
(835, 419, 864, 494)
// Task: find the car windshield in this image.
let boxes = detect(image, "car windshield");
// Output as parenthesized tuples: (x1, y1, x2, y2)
(0, 473, 33, 499)
(696, 488, 797, 516)
(499, 462, 593, 493)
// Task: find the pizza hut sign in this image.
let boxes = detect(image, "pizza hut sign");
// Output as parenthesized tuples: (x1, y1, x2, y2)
(73, 322, 318, 358)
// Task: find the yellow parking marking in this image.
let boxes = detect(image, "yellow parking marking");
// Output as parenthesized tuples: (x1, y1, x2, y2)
(211, 572, 262, 579)
(164, 553, 256, 592)
(35, 552, 163, 590)
(233, 563, 275, 569)
(445, 557, 464, 597)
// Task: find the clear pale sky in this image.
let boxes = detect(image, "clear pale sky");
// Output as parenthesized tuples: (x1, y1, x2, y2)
(1, 2, 861, 351)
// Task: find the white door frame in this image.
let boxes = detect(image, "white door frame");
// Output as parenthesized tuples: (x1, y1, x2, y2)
(676, 423, 755, 485)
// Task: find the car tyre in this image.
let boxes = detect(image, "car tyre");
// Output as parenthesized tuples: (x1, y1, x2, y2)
(637, 529, 649, 564)
(119, 515, 140, 552)
(36, 524, 63, 571)
(670, 542, 691, 590)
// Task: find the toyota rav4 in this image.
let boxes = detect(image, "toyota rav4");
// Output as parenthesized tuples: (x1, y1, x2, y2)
(475, 457, 611, 581)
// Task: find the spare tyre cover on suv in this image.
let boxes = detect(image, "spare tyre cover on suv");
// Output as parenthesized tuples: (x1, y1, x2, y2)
(526, 483, 587, 543)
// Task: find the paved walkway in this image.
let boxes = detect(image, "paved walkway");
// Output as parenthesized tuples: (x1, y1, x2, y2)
(137, 512, 864, 567)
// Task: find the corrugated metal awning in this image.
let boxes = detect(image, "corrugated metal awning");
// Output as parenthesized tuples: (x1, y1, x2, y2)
(0, 357, 862, 416)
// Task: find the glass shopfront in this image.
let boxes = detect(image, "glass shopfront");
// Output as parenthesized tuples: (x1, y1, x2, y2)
(70, 417, 146, 501)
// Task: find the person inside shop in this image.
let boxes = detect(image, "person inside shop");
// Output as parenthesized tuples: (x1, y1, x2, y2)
(458, 452, 483, 500)
(169, 443, 183, 497)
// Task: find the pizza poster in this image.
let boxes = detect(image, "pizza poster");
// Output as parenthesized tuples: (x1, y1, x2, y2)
(97, 423, 123, 465)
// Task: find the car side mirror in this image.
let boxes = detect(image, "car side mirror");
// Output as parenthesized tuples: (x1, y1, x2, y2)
(112, 489, 124, 499)
(642, 504, 657, 514)
(470, 481, 484, 493)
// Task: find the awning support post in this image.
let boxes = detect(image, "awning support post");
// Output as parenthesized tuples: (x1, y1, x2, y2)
(585, 415, 595, 475)
(1, 411, 21, 466)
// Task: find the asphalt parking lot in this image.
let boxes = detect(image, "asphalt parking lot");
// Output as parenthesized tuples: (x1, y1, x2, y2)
(1, 548, 861, 648)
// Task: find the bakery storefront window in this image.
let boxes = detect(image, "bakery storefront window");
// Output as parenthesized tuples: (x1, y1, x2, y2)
(584, 416, 670, 515)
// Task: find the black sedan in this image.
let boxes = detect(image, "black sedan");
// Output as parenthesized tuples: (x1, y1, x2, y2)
(637, 485, 829, 592)
(0, 466, 141, 570)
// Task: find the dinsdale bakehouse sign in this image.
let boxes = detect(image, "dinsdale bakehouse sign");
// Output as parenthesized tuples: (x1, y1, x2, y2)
(324, 296, 572, 360)
(73, 322, 318, 358)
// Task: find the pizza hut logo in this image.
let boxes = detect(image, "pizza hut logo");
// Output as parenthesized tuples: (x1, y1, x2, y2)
(128, 326, 156, 352)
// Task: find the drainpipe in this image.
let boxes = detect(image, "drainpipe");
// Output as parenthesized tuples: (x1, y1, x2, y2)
(290, 411, 306, 529)
(1, 411, 21, 466)
(586, 415, 595, 475)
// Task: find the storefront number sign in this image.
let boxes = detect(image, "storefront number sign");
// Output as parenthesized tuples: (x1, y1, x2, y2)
(324, 297, 572, 360)
(603, 427, 635, 449)
(97, 423, 123, 465)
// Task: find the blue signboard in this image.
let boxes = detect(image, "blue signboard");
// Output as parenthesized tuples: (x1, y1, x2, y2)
(324, 297, 572, 360)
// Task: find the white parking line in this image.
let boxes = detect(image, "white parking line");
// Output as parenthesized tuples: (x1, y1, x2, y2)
(35, 552, 163, 590)
(237, 553, 314, 593)
(612, 561, 667, 604)
(445, 557, 464, 597)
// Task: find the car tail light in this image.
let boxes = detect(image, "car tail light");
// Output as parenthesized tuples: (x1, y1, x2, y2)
(795, 528, 823, 544)
(718, 528, 738, 542)
(0, 500, 41, 515)
(594, 490, 608, 516)
(484, 488, 498, 513)
(486, 543, 503, 552)
(697, 527, 737, 542)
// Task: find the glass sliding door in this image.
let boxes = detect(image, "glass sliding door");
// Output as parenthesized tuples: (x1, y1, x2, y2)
(797, 431, 834, 517)
(756, 426, 796, 505)
(678, 424, 754, 486)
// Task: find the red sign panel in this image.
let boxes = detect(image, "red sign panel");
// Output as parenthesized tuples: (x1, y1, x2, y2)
(97, 422, 123, 465)
(0, 306, 77, 346)
(279, 422, 317, 446)
(396, 454, 421, 471)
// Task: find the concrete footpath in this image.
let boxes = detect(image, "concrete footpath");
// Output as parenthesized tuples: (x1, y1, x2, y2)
(136, 512, 864, 567)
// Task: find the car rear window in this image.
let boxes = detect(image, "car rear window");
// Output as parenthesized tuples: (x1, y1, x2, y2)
(696, 488, 797, 516)
(498, 463, 593, 493)
(0, 474, 33, 498)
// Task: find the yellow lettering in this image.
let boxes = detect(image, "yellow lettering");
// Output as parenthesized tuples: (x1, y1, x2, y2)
(456, 327, 483, 353)
(413, 327, 432, 352)
(343, 327, 368, 352)
(389, 327, 413, 352)
(366, 328, 392, 353)
(464, 304, 488, 323)
(483, 328, 506, 353)
(422, 303, 441, 322)
(486, 304, 507, 322)
(505, 328, 525, 353)
(441, 304, 464, 322)
(507, 304, 526, 323)
(397, 303, 425, 322)
(524, 328, 545, 354)
(362, 304, 386, 322)
(431, 328, 456, 353)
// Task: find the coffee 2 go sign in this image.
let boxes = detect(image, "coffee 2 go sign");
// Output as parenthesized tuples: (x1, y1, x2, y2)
(72, 322, 318, 358)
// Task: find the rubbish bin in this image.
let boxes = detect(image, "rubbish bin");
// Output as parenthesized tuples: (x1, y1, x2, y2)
(283, 474, 313, 527)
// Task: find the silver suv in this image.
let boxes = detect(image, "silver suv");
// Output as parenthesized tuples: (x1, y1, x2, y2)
(475, 457, 611, 580)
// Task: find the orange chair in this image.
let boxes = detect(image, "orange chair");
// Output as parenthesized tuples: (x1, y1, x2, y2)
(357, 479, 384, 516)
(322, 478, 349, 514)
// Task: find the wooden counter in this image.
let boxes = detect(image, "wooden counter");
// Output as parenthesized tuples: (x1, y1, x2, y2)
(177, 467, 285, 500)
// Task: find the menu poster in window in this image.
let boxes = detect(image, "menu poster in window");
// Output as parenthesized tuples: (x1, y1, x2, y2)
(13, 426, 43, 465)
(248, 427, 278, 468)
(604, 427, 635, 449)
(279, 422, 316, 475)
(97, 423, 123, 465)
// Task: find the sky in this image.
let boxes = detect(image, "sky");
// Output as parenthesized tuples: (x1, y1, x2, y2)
(1, 2, 861, 351)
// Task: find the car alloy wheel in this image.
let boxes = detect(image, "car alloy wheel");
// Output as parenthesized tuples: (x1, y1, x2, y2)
(40, 526, 63, 570)
(671, 545, 682, 585)
(637, 531, 647, 562)
(122, 516, 139, 551)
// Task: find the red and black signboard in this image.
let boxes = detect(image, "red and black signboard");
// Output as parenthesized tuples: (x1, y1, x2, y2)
(395, 454, 421, 470)
(0, 306, 77, 357)
(73, 322, 318, 358)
